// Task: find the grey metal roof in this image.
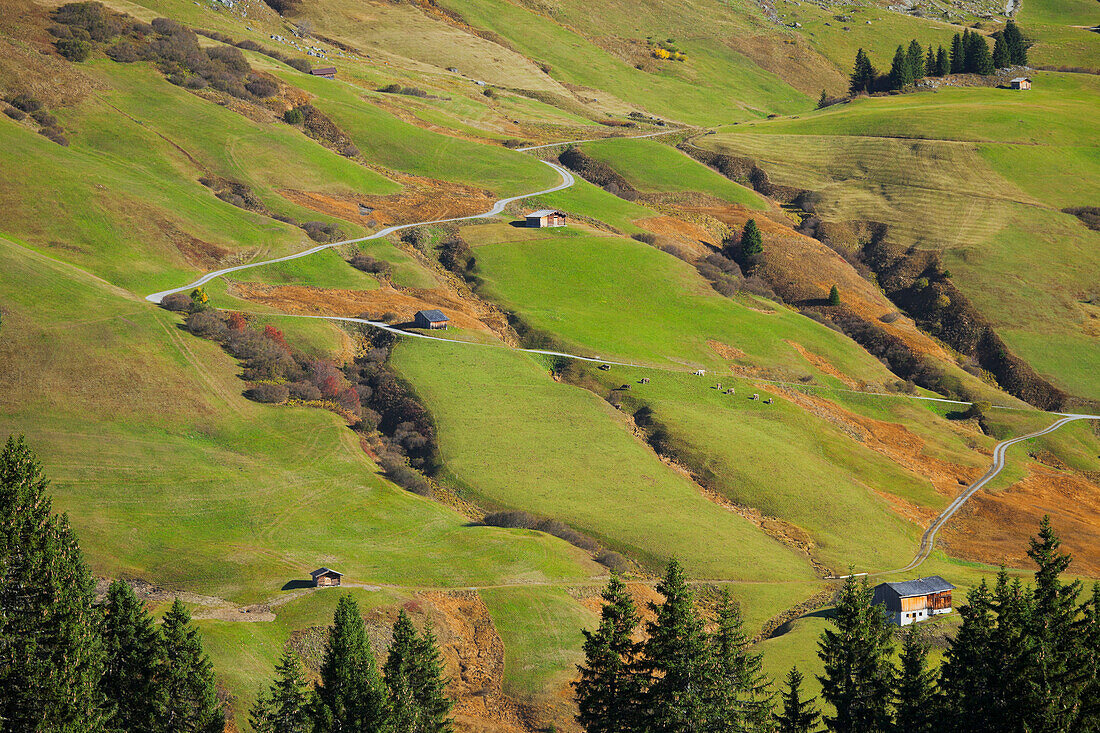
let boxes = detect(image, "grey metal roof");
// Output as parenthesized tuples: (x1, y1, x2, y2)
(416, 309, 449, 322)
(310, 567, 342, 577)
(880, 576, 954, 597)
(1010, 77, 1030, 82)
(526, 209, 562, 218)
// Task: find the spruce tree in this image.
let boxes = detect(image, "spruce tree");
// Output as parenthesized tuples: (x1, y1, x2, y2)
(849, 49, 875, 95)
(939, 580, 997, 731)
(313, 594, 390, 732)
(575, 575, 644, 733)
(740, 219, 763, 258)
(906, 39, 925, 80)
(250, 648, 309, 733)
(924, 46, 936, 77)
(1003, 20, 1027, 65)
(641, 559, 714, 733)
(817, 575, 894, 733)
(99, 580, 168, 732)
(383, 611, 452, 733)
(893, 628, 938, 733)
(992, 34, 1009, 68)
(706, 588, 772, 731)
(949, 33, 964, 73)
(0, 435, 108, 732)
(1026, 516, 1083, 731)
(988, 569, 1040, 731)
(888, 45, 914, 90)
(161, 598, 225, 733)
(935, 46, 949, 76)
(965, 31, 994, 74)
(818, 89, 828, 109)
(828, 285, 841, 306)
(774, 666, 819, 733)
(1078, 582, 1100, 731)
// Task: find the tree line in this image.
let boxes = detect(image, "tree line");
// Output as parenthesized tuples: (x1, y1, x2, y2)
(0, 435, 453, 732)
(849, 21, 1028, 94)
(575, 516, 1100, 732)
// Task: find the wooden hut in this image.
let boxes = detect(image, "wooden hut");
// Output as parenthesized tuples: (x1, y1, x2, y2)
(1009, 77, 1031, 90)
(310, 567, 343, 587)
(414, 309, 449, 329)
(310, 66, 337, 79)
(872, 576, 954, 625)
(526, 209, 567, 228)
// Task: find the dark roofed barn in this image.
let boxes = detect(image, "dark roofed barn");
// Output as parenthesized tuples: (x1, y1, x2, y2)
(526, 209, 567, 228)
(414, 309, 449, 329)
(872, 576, 954, 626)
(310, 567, 342, 587)
(310, 66, 337, 79)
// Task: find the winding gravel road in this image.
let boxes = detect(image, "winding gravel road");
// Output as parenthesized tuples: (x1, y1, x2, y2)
(145, 127, 1099, 578)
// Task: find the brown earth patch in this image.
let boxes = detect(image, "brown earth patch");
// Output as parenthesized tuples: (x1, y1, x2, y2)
(940, 465, 1100, 576)
(786, 340, 859, 389)
(229, 281, 494, 333)
(707, 339, 747, 361)
(282, 176, 495, 228)
(637, 215, 719, 258)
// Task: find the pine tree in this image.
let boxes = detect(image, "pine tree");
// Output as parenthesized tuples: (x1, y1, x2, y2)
(925, 46, 936, 77)
(313, 594, 390, 732)
(828, 285, 841, 306)
(939, 580, 997, 732)
(906, 39, 925, 80)
(250, 648, 309, 733)
(988, 569, 1040, 731)
(161, 598, 225, 733)
(888, 45, 914, 90)
(817, 574, 894, 733)
(992, 34, 1009, 68)
(1078, 583, 1100, 731)
(1003, 20, 1027, 65)
(575, 575, 644, 733)
(383, 611, 453, 733)
(935, 46, 949, 76)
(99, 580, 168, 732)
(0, 435, 108, 732)
(1026, 516, 1083, 731)
(849, 49, 875, 95)
(965, 31, 994, 74)
(706, 588, 772, 731)
(949, 33, 964, 73)
(818, 89, 828, 109)
(740, 219, 763, 258)
(893, 628, 938, 733)
(774, 666, 819, 733)
(641, 559, 714, 733)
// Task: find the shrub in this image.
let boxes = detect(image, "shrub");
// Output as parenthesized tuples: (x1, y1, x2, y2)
(377, 452, 431, 496)
(349, 253, 391, 275)
(301, 221, 342, 243)
(245, 383, 289, 404)
(3, 107, 26, 121)
(39, 127, 69, 147)
(341, 144, 359, 158)
(245, 77, 279, 98)
(8, 94, 42, 113)
(285, 58, 311, 73)
(31, 110, 60, 127)
(150, 17, 183, 35)
(106, 40, 140, 62)
(185, 310, 227, 339)
(160, 292, 191, 311)
(283, 107, 304, 124)
(56, 38, 92, 61)
(288, 380, 322, 401)
(595, 550, 631, 573)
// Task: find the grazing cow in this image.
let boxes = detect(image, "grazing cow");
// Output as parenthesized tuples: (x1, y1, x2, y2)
(751, 393, 759, 400)
(764, 397, 773, 404)
(694, 369, 706, 376)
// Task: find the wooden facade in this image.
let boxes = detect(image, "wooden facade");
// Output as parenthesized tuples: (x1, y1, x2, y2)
(414, 309, 449, 329)
(872, 576, 954, 626)
(310, 67, 337, 79)
(1010, 77, 1031, 90)
(526, 209, 567, 228)
(310, 567, 343, 587)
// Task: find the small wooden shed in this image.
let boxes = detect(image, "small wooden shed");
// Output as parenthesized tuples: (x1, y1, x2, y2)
(414, 309, 449, 329)
(526, 209, 567, 228)
(1010, 77, 1031, 90)
(310, 66, 337, 79)
(872, 576, 954, 626)
(310, 567, 343, 587)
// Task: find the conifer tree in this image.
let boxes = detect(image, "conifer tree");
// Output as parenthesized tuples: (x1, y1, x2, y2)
(949, 33, 964, 73)
(1026, 516, 1083, 731)
(384, 611, 453, 733)
(893, 628, 938, 733)
(849, 49, 875, 95)
(992, 34, 1009, 68)
(641, 559, 714, 733)
(161, 598, 225, 733)
(99, 580, 168, 732)
(250, 648, 309, 733)
(906, 39, 925, 80)
(935, 46, 949, 76)
(828, 285, 841, 306)
(988, 570, 1040, 730)
(1078, 582, 1100, 730)
(818, 89, 828, 109)
(0, 435, 108, 732)
(939, 580, 997, 731)
(313, 594, 390, 732)
(1003, 20, 1027, 65)
(925, 46, 936, 77)
(888, 45, 914, 90)
(576, 575, 644, 733)
(740, 219, 763, 258)
(774, 666, 819, 733)
(706, 588, 772, 731)
(817, 574, 894, 733)
(965, 31, 994, 74)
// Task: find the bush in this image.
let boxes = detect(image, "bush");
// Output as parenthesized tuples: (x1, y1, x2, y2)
(56, 38, 92, 61)
(285, 58, 311, 73)
(3, 107, 25, 121)
(283, 107, 304, 124)
(245, 77, 279, 98)
(595, 550, 631, 573)
(160, 292, 192, 311)
(7, 94, 42, 113)
(301, 221, 342, 243)
(245, 383, 289, 404)
(377, 452, 431, 496)
(349, 253, 392, 275)
(287, 381, 322, 401)
(185, 310, 228, 340)
(106, 40, 140, 62)
(39, 127, 69, 146)
(31, 110, 59, 127)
